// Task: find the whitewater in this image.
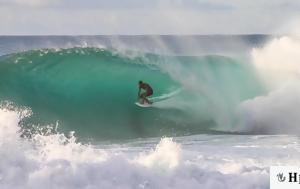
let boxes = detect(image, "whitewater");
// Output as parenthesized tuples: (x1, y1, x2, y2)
(0, 35, 300, 189)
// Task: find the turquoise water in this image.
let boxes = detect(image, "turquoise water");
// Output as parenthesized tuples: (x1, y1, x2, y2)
(0, 47, 264, 139)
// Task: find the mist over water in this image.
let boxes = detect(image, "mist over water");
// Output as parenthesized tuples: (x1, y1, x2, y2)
(0, 35, 270, 56)
(238, 36, 300, 134)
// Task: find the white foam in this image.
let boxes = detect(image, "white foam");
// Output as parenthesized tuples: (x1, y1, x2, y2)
(252, 36, 300, 89)
(236, 36, 300, 134)
(134, 138, 181, 170)
(238, 81, 300, 133)
(1, 106, 297, 189)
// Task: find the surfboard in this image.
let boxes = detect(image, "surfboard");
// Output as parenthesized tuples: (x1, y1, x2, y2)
(135, 89, 181, 108)
(135, 102, 152, 108)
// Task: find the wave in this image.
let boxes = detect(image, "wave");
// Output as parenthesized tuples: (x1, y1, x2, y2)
(0, 47, 263, 139)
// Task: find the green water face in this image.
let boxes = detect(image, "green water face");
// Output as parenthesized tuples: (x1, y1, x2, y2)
(0, 48, 264, 139)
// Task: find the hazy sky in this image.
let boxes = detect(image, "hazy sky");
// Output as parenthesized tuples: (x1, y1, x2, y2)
(1, 0, 300, 35)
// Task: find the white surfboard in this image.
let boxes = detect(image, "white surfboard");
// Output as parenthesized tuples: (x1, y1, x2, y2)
(135, 102, 152, 108)
(135, 89, 181, 108)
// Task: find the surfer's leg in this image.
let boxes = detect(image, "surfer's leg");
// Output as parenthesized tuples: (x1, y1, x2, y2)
(144, 91, 153, 104)
(140, 93, 146, 104)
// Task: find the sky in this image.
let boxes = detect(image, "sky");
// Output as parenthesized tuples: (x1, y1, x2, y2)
(0, 0, 300, 35)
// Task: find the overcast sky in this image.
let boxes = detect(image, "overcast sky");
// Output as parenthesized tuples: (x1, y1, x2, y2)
(1, 0, 300, 35)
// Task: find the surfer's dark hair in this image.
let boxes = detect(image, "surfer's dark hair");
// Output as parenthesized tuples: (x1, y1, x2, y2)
(138, 80, 143, 85)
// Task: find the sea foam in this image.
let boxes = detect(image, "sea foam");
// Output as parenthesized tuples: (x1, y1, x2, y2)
(0, 106, 282, 189)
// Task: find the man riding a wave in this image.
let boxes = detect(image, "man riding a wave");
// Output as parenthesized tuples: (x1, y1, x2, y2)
(138, 80, 153, 104)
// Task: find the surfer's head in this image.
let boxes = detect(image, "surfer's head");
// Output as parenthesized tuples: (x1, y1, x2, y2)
(138, 80, 143, 86)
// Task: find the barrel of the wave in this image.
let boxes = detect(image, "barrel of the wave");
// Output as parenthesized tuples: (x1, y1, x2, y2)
(0, 48, 263, 139)
(0, 48, 187, 139)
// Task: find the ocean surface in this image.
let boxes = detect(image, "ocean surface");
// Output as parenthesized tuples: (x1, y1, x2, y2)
(0, 35, 299, 189)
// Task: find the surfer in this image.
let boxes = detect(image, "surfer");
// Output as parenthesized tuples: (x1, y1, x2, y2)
(138, 80, 153, 104)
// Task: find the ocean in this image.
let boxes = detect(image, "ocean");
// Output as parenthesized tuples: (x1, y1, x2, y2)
(0, 35, 299, 189)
